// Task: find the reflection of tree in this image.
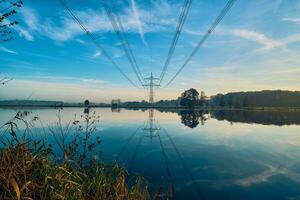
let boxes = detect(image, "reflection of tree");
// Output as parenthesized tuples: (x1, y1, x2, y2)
(111, 107, 120, 112)
(211, 110, 300, 126)
(180, 110, 209, 128)
(180, 110, 199, 128)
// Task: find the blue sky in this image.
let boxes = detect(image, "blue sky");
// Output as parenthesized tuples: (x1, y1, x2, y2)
(0, 0, 300, 102)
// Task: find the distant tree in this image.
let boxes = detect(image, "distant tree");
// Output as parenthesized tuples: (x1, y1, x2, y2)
(84, 99, 90, 106)
(180, 88, 199, 108)
(209, 90, 300, 108)
(0, 0, 23, 42)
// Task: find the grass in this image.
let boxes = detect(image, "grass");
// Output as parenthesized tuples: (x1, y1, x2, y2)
(0, 142, 150, 200)
(0, 110, 153, 200)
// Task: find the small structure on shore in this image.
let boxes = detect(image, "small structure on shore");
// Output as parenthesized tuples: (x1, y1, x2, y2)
(84, 99, 90, 114)
(111, 99, 121, 108)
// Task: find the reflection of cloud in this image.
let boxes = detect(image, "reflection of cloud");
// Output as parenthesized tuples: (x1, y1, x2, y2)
(235, 165, 288, 187)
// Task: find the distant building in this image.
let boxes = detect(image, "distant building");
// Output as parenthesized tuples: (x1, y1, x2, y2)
(111, 99, 121, 107)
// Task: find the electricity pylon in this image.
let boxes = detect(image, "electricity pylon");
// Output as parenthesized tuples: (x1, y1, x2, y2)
(143, 72, 160, 104)
(142, 72, 160, 141)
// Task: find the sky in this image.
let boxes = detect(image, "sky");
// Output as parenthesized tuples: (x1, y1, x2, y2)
(0, 0, 300, 103)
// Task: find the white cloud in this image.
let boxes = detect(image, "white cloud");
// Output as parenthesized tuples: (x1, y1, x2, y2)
(32, 75, 106, 85)
(15, 26, 35, 41)
(0, 46, 18, 54)
(93, 50, 102, 58)
(18, 2, 177, 42)
(281, 17, 300, 25)
(231, 29, 284, 51)
(75, 39, 86, 44)
(230, 29, 300, 53)
(20, 7, 39, 30)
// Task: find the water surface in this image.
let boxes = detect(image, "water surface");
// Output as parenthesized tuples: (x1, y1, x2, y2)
(1, 108, 300, 200)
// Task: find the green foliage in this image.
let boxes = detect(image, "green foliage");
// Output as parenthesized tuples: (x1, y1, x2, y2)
(180, 88, 200, 108)
(210, 90, 300, 108)
(0, 143, 150, 200)
(0, 110, 151, 200)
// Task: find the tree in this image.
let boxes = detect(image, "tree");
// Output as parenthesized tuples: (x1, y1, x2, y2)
(180, 88, 199, 108)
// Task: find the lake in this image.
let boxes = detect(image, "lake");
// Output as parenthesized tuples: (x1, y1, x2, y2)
(1, 107, 300, 200)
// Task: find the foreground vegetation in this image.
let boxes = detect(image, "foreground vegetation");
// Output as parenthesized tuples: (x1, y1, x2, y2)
(0, 111, 151, 200)
(0, 143, 149, 200)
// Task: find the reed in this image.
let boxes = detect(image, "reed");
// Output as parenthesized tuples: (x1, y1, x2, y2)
(0, 142, 150, 200)
(0, 110, 151, 200)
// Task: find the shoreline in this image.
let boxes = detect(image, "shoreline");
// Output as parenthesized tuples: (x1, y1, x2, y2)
(0, 105, 300, 112)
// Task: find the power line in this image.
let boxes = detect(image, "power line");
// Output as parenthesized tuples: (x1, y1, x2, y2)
(159, 0, 192, 85)
(112, 2, 144, 82)
(58, 0, 139, 88)
(102, 0, 145, 86)
(164, 0, 237, 88)
(0, 0, 22, 13)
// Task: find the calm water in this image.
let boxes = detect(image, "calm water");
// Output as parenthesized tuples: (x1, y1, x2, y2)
(1, 107, 300, 200)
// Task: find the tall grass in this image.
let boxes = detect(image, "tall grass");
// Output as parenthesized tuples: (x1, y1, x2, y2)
(0, 110, 152, 200)
(0, 142, 150, 200)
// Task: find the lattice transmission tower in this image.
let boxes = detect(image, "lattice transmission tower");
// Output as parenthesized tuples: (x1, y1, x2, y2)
(143, 72, 160, 104)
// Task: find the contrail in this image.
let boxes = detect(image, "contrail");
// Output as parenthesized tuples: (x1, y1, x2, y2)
(130, 0, 148, 46)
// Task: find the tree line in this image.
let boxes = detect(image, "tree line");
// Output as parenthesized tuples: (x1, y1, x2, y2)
(210, 90, 300, 108)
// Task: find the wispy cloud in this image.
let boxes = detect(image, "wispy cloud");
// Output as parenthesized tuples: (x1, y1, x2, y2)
(281, 17, 300, 25)
(231, 29, 284, 51)
(93, 50, 102, 58)
(230, 29, 300, 53)
(75, 39, 86, 45)
(130, 0, 147, 46)
(0, 47, 18, 54)
(184, 29, 205, 36)
(32, 75, 107, 84)
(15, 26, 35, 41)
(17, 2, 177, 43)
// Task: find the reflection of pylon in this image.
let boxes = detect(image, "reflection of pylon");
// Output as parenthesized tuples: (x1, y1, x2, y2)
(143, 109, 160, 142)
(143, 72, 160, 104)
